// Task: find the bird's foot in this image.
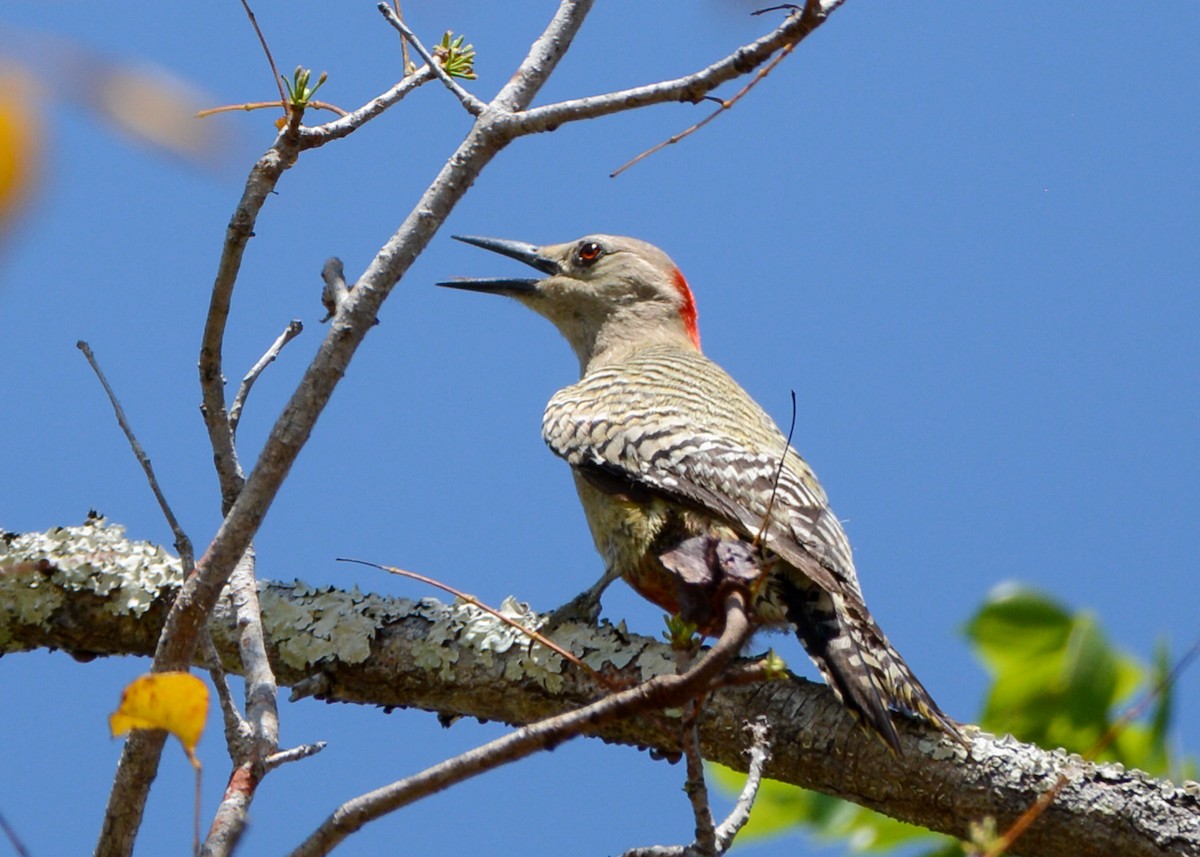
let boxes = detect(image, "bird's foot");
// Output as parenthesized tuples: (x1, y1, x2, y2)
(543, 586, 606, 629)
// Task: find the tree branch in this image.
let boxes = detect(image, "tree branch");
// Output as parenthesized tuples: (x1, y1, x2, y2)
(76, 341, 193, 569)
(493, 0, 596, 112)
(3, 521, 1196, 857)
(502, 4, 832, 137)
(229, 321, 303, 433)
(197, 135, 301, 509)
(288, 591, 752, 857)
(298, 64, 434, 150)
(376, 4, 485, 116)
(198, 547, 281, 857)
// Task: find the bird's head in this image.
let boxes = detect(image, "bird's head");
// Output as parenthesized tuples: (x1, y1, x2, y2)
(439, 234, 700, 372)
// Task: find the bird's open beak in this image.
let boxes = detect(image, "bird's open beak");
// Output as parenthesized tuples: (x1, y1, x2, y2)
(436, 235, 559, 295)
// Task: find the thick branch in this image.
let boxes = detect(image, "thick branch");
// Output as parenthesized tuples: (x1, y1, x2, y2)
(3, 521, 1197, 857)
(493, 0, 595, 112)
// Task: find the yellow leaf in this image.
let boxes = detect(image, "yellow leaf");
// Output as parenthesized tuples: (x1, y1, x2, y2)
(110, 672, 209, 767)
(0, 68, 41, 229)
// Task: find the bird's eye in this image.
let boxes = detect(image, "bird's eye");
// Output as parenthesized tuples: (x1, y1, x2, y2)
(576, 241, 604, 267)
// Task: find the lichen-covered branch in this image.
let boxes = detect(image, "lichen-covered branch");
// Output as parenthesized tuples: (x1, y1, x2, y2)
(288, 591, 752, 857)
(3, 520, 1197, 857)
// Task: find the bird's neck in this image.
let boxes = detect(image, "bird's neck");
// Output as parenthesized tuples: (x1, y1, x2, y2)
(577, 317, 700, 376)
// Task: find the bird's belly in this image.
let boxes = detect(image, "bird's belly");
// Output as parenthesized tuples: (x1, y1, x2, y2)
(571, 473, 767, 622)
(572, 477, 678, 610)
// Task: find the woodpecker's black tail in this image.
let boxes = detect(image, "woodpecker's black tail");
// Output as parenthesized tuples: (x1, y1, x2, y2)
(782, 579, 959, 752)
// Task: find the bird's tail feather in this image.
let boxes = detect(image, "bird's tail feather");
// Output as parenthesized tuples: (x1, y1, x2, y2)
(782, 581, 960, 751)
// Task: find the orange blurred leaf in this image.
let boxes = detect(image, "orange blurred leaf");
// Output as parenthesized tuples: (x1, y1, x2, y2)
(0, 68, 41, 229)
(109, 672, 209, 768)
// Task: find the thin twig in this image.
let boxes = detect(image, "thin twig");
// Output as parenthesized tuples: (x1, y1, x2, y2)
(197, 100, 348, 119)
(713, 718, 771, 850)
(201, 632, 251, 757)
(97, 729, 169, 857)
(230, 320, 304, 433)
(0, 810, 30, 857)
(76, 341, 194, 570)
(680, 649, 717, 855)
(620, 716, 772, 857)
(319, 258, 348, 322)
(238, 0, 287, 108)
(754, 390, 796, 549)
(611, 0, 821, 178)
(611, 36, 795, 178)
(339, 558, 609, 687)
(376, 4, 486, 115)
(392, 1, 413, 74)
(264, 742, 328, 772)
(198, 137, 302, 511)
(297, 65, 434, 150)
(288, 590, 753, 857)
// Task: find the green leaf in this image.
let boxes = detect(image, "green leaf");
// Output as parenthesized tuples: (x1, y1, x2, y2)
(433, 30, 477, 80)
(964, 583, 1072, 671)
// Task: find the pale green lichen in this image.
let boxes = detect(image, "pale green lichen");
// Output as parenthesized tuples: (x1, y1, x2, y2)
(0, 518, 182, 648)
(258, 580, 411, 670)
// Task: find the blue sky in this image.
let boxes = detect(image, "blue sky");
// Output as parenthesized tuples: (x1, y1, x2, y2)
(1, 3, 1197, 855)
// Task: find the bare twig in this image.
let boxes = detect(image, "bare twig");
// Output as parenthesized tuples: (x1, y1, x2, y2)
(754, 390, 796, 549)
(681, 673, 717, 855)
(201, 632, 250, 756)
(228, 547, 280, 758)
(391, 2, 413, 73)
(76, 340, 194, 570)
(230, 320, 304, 432)
(620, 663, 770, 857)
(505, 3, 833, 137)
(198, 137, 302, 511)
(264, 742, 328, 772)
(611, 0, 821, 178)
(197, 100, 348, 119)
(319, 258, 348, 322)
(376, 4, 485, 116)
(0, 809, 30, 857)
(298, 65, 434, 150)
(288, 590, 753, 857)
(97, 730, 169, 857)
(713, 718, 771, 850)
(238, 0, 287, 109)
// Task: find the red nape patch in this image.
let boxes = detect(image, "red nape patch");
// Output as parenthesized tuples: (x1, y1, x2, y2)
(672, 267, 701, 350)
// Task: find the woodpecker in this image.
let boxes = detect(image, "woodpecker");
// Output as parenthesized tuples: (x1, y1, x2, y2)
(439, 234, 959, 750)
